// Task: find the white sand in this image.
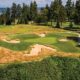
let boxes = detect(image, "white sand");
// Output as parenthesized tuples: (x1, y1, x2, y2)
(38, 34, 46, 37)
(2, 39, 20, 43)
(59, 39, 68, 42)
(24, 44, 56, 56)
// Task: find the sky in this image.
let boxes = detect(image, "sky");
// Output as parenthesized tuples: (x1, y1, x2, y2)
(0, 0, 76, 8)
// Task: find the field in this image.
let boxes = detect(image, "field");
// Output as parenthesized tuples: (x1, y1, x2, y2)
(0, 24, 80, 80)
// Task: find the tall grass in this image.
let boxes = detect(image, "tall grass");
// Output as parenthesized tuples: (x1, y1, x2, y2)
(0, 57, 80, 80)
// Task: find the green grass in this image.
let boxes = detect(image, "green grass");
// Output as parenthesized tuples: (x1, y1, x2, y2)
(9, 34, 39, 41)
(53, 41, 80, 53)
(0, 41, 32, 51)
(25, 37, 57, 45)
(0, 31, 80, 52)
(0, 24, 80, 52)
(0, 57, 80, 80)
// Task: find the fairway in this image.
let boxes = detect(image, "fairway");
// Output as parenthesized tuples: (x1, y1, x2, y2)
(0, 25, 79, 53)
(0, 24, 80, 64)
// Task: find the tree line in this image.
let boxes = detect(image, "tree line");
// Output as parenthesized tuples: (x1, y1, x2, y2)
(0, 0, 80, 28)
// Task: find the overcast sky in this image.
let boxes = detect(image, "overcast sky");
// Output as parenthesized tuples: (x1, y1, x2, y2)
(0, 0, 76, 7)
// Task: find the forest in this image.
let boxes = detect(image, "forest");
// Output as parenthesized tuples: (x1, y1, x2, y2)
(0, 0, 80, 29)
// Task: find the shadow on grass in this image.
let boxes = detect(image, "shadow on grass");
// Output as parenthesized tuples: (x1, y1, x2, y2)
(67, 36, 79, 42)
(67, 36, 80, 47)
(63, 27, 80, 33)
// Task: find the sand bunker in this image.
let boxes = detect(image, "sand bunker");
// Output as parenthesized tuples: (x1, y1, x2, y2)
(24, 44, 56, 56)
(36, 33, 46, 37)
(2, 39, 20, 44)
(0, 35, 20, 43)
(59, 39, 68, 42)
(39, 34, 46, 37)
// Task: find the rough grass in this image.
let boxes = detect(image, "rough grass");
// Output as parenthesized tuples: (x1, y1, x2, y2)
(0, 24, 54, 34)
(0, 57, 80, 80)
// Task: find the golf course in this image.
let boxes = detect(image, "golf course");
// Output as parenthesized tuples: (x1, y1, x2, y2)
(0, 0, 80, 79)
(0, 24, 80, 80)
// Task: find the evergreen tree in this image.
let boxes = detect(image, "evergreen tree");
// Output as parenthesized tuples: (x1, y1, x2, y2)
(50, 1, 55, 26)
(16, 4, 22, 24)
(30, 1, 37, 22)
(45, 4, 50, 21)
(5, 8, 11, 25)
(59, 0, 66, 26)
(11, 3, 17, 24)
(74, 0, 80, 24)
(20, 3, 29, 24)
(36, 4, 49, 24)
(50, 0, 66, 28)
(65, 0, 73, 21)
(0, 14, 4, 25)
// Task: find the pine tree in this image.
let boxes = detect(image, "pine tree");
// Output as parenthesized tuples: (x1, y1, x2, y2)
(16, 4, 22, 24)
(59, 0, 66, 26)
(65, 0, 73, 21)
(50, 1, 55, 26)
(5, 8, 11, 25)
(50, 0, 66, 28)
(30, 1, 37, 22)
(45, 4, 50, 21)
(0, 14, 4, 25)
(20, 3, 29, 24)
(11, 3, 17, 24)
(74, 0, 80, 24)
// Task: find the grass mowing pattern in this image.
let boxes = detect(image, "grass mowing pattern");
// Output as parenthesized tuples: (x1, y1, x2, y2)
(0, 57, 80, 80)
